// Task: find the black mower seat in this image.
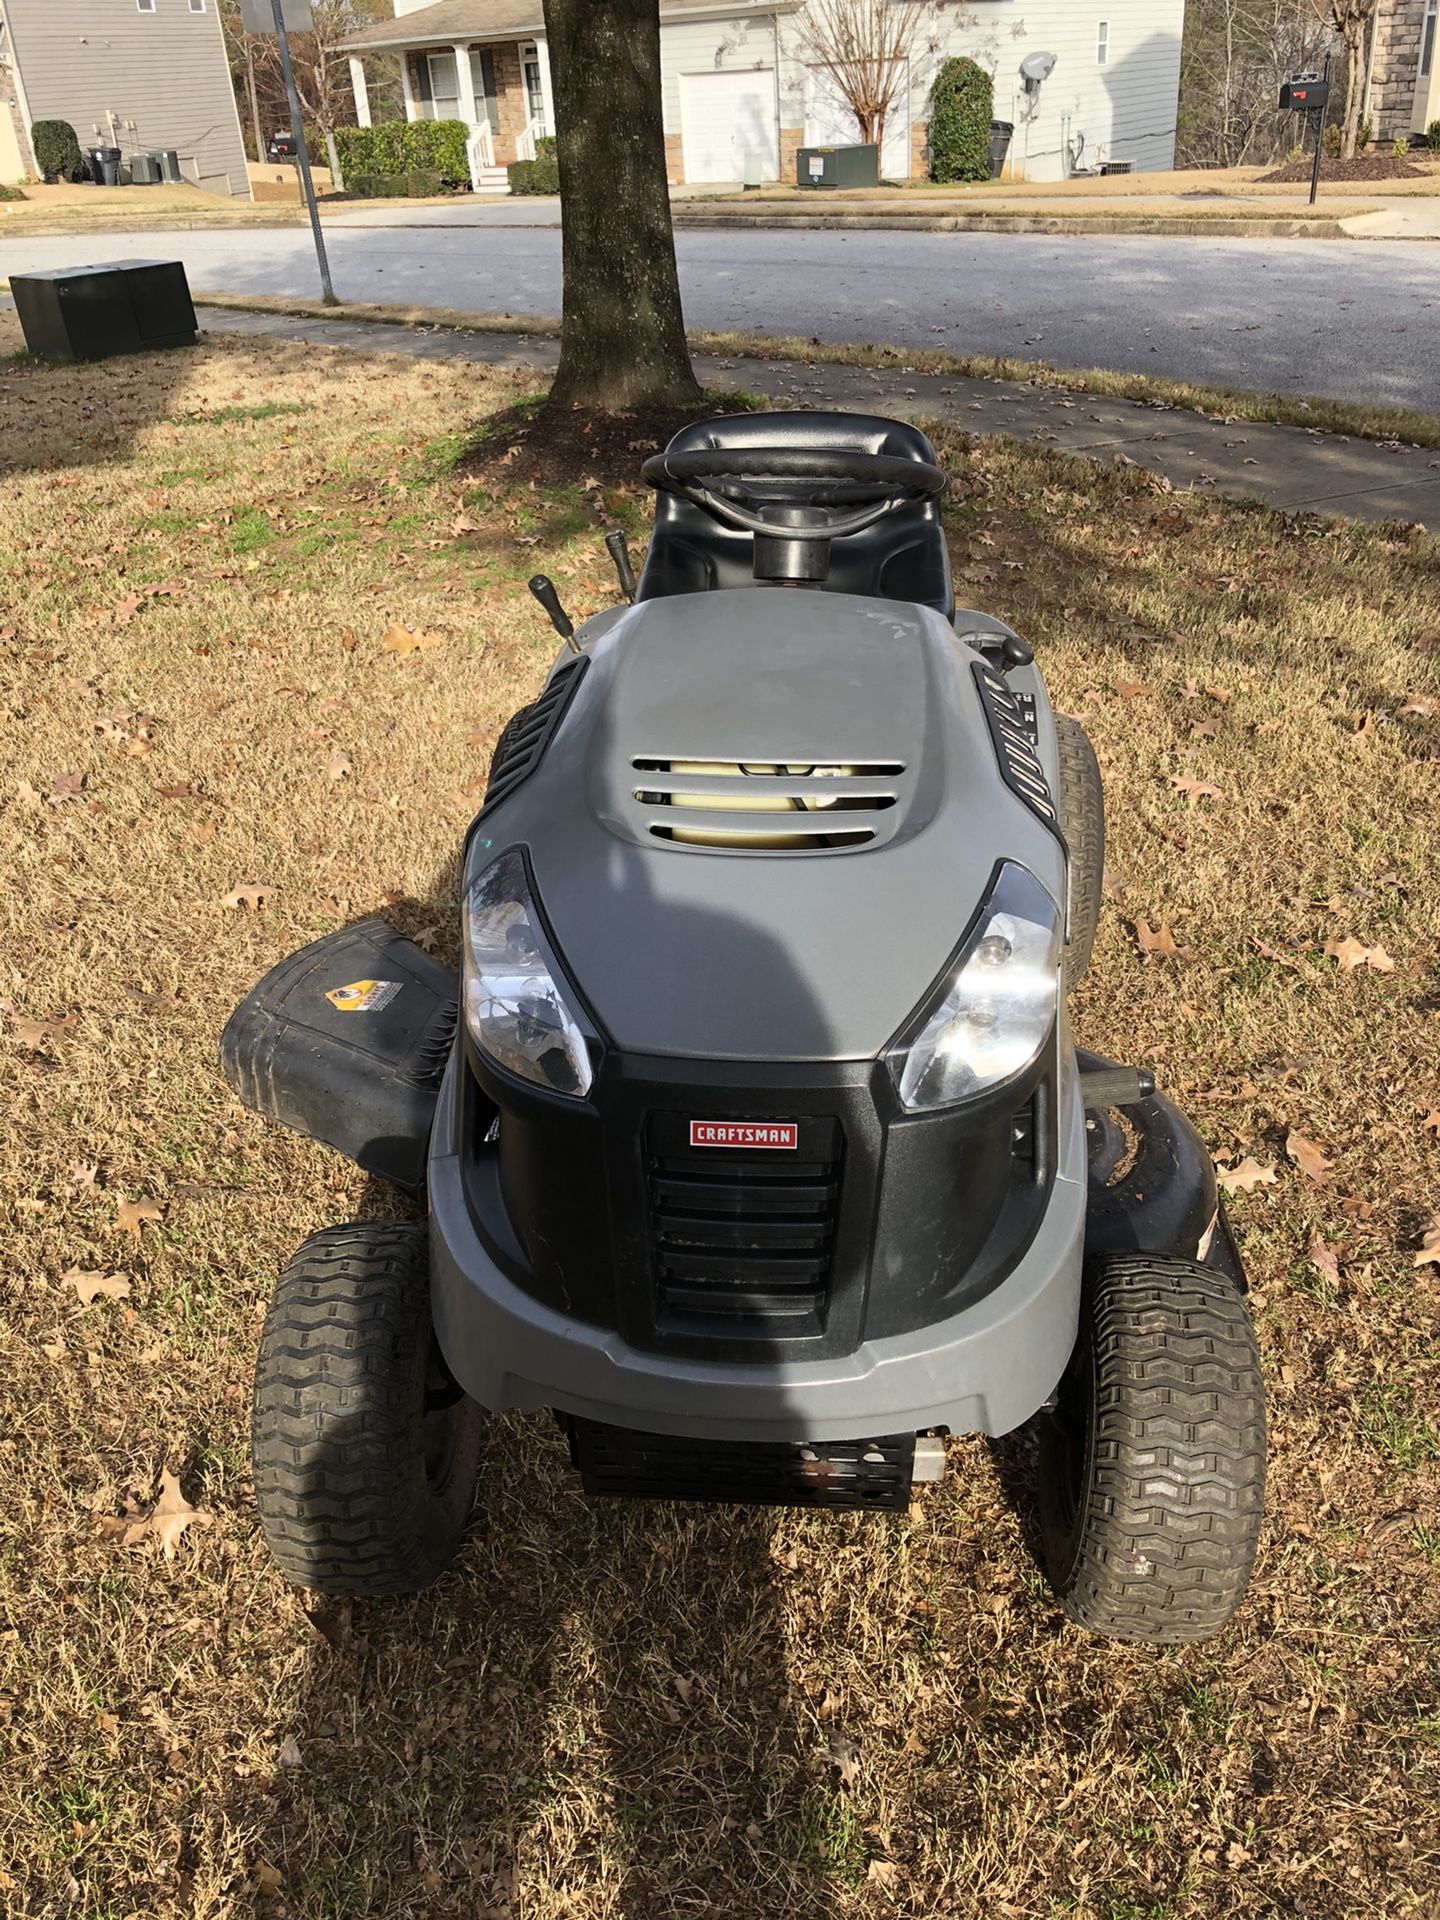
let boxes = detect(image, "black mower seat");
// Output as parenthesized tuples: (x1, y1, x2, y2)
(637, 410, 954, 618)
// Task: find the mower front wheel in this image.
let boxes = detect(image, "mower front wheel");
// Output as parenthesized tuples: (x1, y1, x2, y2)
(1054, 715, 1104, 986)
(1037, 1253, 1265, 1644)
(252, 1222, 483, 1595)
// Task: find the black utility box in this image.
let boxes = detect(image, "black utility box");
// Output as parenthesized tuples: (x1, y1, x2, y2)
(1279, 76, 1328, 111)
(797, 143, 879, 189)
(9, 260, 197, 363)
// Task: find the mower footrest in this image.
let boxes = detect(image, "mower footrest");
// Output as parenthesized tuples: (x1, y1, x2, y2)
(567, 1420, 916, 1511)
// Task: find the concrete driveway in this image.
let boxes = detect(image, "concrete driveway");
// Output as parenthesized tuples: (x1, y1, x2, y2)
(2, 217, 1436, 411)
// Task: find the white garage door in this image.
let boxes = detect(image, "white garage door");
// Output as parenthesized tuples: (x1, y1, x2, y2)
(805, 62, 911, 180)
(679, 68, 778, 184)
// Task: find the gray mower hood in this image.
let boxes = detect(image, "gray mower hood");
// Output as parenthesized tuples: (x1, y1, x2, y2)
(467, 588, 1066, 1064)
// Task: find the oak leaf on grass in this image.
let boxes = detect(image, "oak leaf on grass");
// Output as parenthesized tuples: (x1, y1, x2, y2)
(61, 1268, 131, 1307)
(1133, 918, 1192, 961)
(98, 1469, 213, 1559)
(380, 623, 444, 659)
(1285, 1132, 1333, 1185)
(1323, 937, 1395, 973)
(1217, 1157, 1276, 1196)
(224, 883, 274, 910)
(116, 1196, 163, 1242)
(1414, 1218, 1440, 1268)
(1307, 1230, 1341, 1285)
(1169, 776, 1224, 806)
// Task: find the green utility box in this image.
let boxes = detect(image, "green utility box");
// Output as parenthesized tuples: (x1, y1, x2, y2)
(796, 144, 880, 189)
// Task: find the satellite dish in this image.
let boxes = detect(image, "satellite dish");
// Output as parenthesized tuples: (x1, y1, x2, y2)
(1020, 50, 1058, 88)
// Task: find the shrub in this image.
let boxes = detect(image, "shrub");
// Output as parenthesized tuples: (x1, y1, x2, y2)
(334, 119, 470, 189)
(347, 169, 444, 199)
(1391, 135, 1411, 157)
(1429, 118, 1440, 150)
(1285, 143, 1305, 163)
(1322, 122, 1342, 155)
(31, 119, 87, 184)
(508, 154, 559, 194)
(0, 182, 24, 202)
(1356, 114, 1372, 150)
(928, 58, 993, 183)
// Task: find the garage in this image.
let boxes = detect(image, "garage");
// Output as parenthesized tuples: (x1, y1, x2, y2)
(679, 68, 778, 184)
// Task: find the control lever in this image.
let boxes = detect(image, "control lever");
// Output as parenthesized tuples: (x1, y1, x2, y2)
(529, 574, 580, 654)
(1002, 634, 1035, 670)
(604, 530, 637, 603)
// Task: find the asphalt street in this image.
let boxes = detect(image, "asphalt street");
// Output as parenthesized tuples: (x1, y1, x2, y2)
(2, 218, 1436, 410)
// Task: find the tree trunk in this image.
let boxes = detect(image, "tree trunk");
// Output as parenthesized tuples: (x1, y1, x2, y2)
(1342, 25, 1363, 158)
(325, 126, 344, 192)
(543, 0, 701, 410)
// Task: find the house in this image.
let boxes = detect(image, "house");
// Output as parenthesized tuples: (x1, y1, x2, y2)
(340, 1, 1187, 191)
(1367, 0, 1440, 142)
(0, 0, 250, 197)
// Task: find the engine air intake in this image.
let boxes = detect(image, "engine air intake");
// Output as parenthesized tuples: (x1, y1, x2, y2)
(632, 759, 902, 851)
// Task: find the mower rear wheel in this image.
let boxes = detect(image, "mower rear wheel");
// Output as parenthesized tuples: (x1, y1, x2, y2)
(251, 1222, 483, 1595)
(1054, 715, 1104, 985)
(1037, 1252, 1265, 1644)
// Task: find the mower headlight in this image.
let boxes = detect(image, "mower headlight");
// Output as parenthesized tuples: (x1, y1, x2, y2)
(887, 863, 1062, 1112)
(462, 848, 593, 1098)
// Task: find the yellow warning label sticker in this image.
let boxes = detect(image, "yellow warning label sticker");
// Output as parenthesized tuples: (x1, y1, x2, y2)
(326, 979, 403, 1013)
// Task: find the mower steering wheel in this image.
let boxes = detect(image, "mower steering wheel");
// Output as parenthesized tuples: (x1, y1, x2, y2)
(640, 445, 947, 542)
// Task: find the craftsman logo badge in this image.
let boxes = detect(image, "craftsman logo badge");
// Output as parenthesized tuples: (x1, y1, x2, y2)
(326, 979, 402, 1013)
(689, 1121, 798, 1150)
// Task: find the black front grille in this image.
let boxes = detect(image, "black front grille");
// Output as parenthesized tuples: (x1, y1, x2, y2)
(646, 1114, 843, 1333)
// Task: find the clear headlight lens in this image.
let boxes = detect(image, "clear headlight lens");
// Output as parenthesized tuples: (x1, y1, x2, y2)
(888, 863, 1062, 1112)
(462, 847, 593, 1098)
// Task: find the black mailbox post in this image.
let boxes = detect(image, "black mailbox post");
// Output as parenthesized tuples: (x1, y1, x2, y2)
(9, 261, 198, 364)
(1279, 61, 1331, 205)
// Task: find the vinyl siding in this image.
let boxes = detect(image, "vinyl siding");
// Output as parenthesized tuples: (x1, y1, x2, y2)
(660, 13, 777, 135)
(1, 0, 250, 198)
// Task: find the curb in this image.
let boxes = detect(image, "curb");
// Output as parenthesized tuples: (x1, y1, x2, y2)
(673, 209, 1350, 240)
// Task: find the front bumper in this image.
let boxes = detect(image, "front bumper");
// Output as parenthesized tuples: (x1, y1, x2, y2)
(428, 1052, 1087, 1443)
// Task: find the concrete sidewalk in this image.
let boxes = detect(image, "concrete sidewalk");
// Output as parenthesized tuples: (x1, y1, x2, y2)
(197, 305, 1440, 531)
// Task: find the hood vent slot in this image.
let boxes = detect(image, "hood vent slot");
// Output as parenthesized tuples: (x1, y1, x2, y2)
(971, 662, 1060, 837)
(480, 656, 588, 818)
(632, 759, 902, 852)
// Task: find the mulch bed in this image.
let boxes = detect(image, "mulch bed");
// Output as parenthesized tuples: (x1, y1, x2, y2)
(1260, 151, 1430, 183)
(459, 395, 757, 491)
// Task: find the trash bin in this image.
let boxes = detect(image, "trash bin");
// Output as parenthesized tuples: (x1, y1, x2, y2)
(90, 146, 122, 187)
(987, 121, 1014, 179)
(153, 148, 182, 184)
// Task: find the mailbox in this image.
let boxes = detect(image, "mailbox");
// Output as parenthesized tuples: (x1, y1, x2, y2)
(268, 130, 299, 161)
(1279, 76, 1328, 111)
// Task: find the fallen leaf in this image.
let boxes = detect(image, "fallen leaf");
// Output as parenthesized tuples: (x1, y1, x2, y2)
(1133, 918, 1192, 960)
(866, 1859, 901, 1887)
(1350, 712, 1377, 743)
(50, 769, 86, 802)
(277, 1734, 303, 1769)
(1114, 680, 1152, 700)
(1189, 720, 1220, 740)
(9, 1013, 77, 1048)
(61, 1268, 131, 1307)
(1323, 937, 1395, 973)
(255, 1860, 284, 1900)
(1217, 1157, 1276, 1196)
(379, 623, 444, 659)
(1398, 693, 1438, 718)
(116, 1196, 163, 1242)
(826, 1732, 861, 1791)
(326, 749, 353, 782)
(99, 1469, 213, 1559)
(1421, 1109, 1440, 1138)
(1286, 1132, 1333, 1185)
(1308, 1229, 1341, 1285)
(1414, 1218, 1440, 1268)
(223, 883, 273, 910)
(1169, 776, 1224, 805)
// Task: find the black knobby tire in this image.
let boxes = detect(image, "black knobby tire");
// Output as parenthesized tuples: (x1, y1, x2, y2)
(252, 1222, 483, 1596)
(1037, 1253, 1266, 1645)
(1054, 715, 1104, 986)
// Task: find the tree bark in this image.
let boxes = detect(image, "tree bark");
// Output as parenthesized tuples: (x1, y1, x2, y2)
(542, 0, 701, 410)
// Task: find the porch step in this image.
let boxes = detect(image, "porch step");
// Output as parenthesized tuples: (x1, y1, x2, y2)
(475, 165, 510, 193)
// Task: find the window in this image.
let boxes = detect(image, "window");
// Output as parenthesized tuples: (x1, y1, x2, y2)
(137, 0, 156, 12)
(1423, 0, 1437, 80)
(1096, 19, 1110, 64)
(190, 0, 207, 12)
(424, 50, 461, 121)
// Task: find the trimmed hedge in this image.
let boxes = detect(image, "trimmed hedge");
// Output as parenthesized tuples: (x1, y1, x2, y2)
(1429, 119, 1440, 150)
(334, 119, 469, 188)
(0, 183, 24, 202)
(928, 59, 992, 182)
(508, 155, 559, 194)
(32, 119, 88, 184)
(347, 169, 444, 199)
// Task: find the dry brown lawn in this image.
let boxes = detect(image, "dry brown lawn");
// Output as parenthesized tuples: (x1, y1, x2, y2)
(0, 335, 1437, 1920)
